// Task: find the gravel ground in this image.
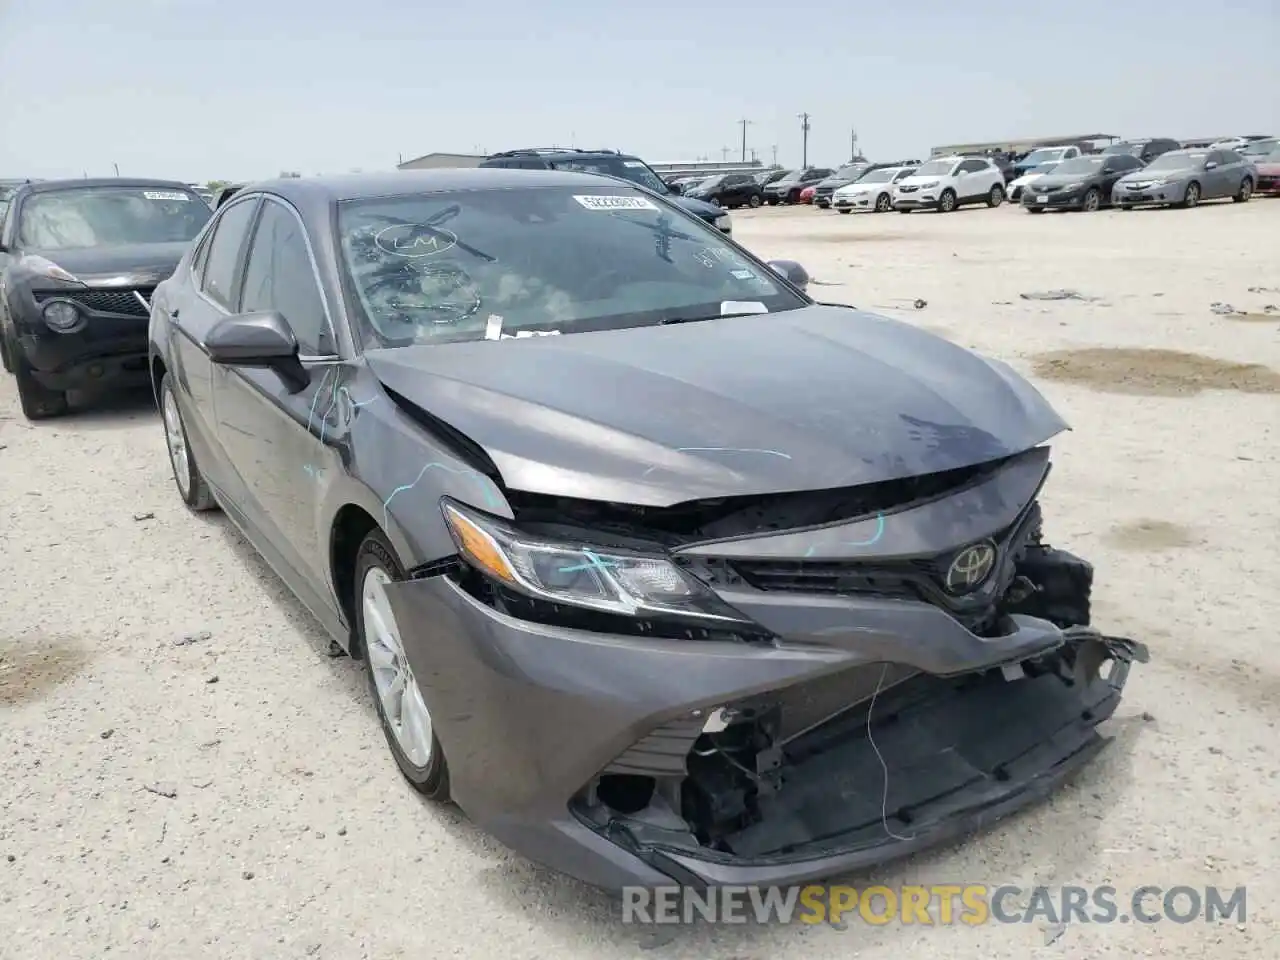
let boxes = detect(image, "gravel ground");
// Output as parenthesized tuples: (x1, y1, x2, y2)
(2, 197, 1278, 960)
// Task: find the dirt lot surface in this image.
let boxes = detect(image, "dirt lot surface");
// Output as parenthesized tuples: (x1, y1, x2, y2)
(3, 198, 1279, 959)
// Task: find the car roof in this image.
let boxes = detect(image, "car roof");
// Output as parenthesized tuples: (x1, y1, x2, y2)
(236, 168, 650, 213)
(483, 148, 638, 162)
(19, 177, 196, 195)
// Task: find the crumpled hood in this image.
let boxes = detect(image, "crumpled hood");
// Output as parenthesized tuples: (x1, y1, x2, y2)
(670, 195, 722, 220)
(364, 306, 1068, 507)
(25, 241, 191, 286)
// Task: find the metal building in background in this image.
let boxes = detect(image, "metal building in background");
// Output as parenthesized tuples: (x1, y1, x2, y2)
(930, 133, 1119, 157)
(397, 152, 486, 170)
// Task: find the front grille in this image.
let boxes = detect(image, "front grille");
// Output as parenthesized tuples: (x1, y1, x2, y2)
(898, 185, 919, 193)
(35, 287, 154, 317)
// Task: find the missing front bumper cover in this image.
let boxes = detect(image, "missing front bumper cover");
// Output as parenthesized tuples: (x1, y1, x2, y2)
(582, 628, 1148, 882)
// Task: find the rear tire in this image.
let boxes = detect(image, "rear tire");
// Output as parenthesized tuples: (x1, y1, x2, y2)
(838, 208, 851, 214)
(354, 528, 451, 801)
(160, 372, 217, 511)
(1233, 178, 1253, 203)
(1081, 187, 1101, 212)
(15, 359, 68, 420)
(748, 193, 762, 208)
(986, 184, 1005, 207)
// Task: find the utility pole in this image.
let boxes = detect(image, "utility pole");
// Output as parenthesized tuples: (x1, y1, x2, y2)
(720, 146, 730, 162)
(850, 128, 859, 161)
(771, 144, 778, 166)
(113, 162, 120, 177)
(797, 113, 811, 168)
(738, 118, 751, 162)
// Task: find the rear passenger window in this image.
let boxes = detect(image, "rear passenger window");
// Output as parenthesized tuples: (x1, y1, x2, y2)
(201, 199, 257, 310)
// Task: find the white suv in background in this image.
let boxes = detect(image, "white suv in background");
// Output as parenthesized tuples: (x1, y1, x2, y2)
(831, 165, 918, 213)
(893, 156, 1006, 213)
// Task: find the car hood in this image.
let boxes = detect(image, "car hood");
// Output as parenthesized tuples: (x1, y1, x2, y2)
(1033, 174, 1095, 188)
(23, 242, 192, 286)
(363, 305, 1069, 507)
(670, 195, 722, 219)
(764, 181, 799, 190)
(1117, 168, 1191, 183)
(816, 177, 855, 189)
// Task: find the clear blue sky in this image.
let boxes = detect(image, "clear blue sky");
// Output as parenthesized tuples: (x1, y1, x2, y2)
(1, 0, 1276, 183)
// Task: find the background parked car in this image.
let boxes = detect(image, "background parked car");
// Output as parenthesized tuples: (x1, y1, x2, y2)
(1239, 137, 1280, 162)
(1101, 138, 1181, 164)
(831, 165, 918, 213)
(1252, 145, 1280, 194)
(799, 185, 817, 204)
(810, 162, 871, 209)
(894, 156, 1006, 213)
(754, 168, 790, 187)
(685, 172, 765, 208)
(1112, 148, 1256, 209)
(1012, 145, 1082, 177)
(1007, 161, 1060, 201)
(1020, 153, 1144, 213)
(1210, 135, 1273, 152)
(763, 167, 833, 204)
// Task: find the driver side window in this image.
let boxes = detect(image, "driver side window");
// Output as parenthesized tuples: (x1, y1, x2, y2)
(238, 200, 333, 357)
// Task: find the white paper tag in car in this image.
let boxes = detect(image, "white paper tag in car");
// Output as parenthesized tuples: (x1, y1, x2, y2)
(721, 301, 768, 315)
(573, 195, 658, 211)
(143, 191, 191, 201)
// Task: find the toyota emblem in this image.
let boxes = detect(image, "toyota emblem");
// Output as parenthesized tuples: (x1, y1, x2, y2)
(944, 541, 997, 594)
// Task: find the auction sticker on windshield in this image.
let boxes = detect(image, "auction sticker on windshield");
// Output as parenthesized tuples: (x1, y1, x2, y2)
(144, 191, 191, 201)
(574, 195, 658, 211)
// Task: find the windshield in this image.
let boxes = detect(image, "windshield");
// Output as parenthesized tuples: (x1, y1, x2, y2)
(1052, 156, 1106, 176)
(695, 175, 726, 190)
(1241, 139, 1278, 156)
(549, 157, 669, 193)
(16, 186, 210, 250)
(1023, 162, 1059, 176)
(1022, 148, 1066, 165)
(912, 159, 956, 177)
(1102, 142, 1142, 156)
(833, 164, 865, 179)
(337, 185, 806, 348)
(855, 168, 895, 184)
(1145, 151, 1204, 172)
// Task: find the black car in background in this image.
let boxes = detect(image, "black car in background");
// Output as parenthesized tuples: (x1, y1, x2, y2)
(479, 148, 731, 233)
(1020, 153, 1144, 212)
(755, 168, 790, 187)
(685, 172, 765, 208)
(0, 178, 211, 418)
(810, 162, 872, 209)
(763, 167, 833, 204)
(212, 184, 246, 209)
(1101, 138, 1180, 164)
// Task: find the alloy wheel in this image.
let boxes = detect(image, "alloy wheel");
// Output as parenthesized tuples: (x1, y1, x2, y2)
(162, 386, 191, 499)
(362, 567, 434, 768)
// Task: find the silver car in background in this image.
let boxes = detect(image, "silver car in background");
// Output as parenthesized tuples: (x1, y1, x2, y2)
(1111, 148, 1257, 209)
(831, 165, 918, 213)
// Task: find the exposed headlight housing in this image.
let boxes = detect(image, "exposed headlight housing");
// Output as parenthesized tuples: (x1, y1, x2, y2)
(42, 299, 83, 333)
(441, 499, 751, 625)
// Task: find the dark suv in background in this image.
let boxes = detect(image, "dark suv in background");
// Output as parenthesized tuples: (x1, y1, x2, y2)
(683, 172, 765, 208)
(763, 167, 834, 204)
(479, 148, 731, 234)
(1101, 138, 1180, 164)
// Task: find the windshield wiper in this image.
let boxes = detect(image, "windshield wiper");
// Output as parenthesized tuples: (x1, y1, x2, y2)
(660, 311, 764, 325)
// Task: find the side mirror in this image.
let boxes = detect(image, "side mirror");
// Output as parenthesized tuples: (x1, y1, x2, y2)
(1204, 161, 1218, 170)
(205, 310, 309, 393)
(767, 259, 810, 293)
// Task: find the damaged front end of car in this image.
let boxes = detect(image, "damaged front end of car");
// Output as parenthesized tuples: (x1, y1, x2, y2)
(384, 443, 1148, 890)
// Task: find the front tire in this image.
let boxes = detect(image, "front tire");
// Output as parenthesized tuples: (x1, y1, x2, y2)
(1182, 181, 1201, 208)
(160, 372, 217, 511)
(15, 359, 68, 420)
(1081, 187, 1101, 212)
(748, 193, 762, 208)
(938, 188, 957, 212)
(1233, 178, 1253, 203)
(986, 184, 1005, 207)
(875, 192, 892, 212)
(355, 529, 450, 800)
(838, 208, 851, 214)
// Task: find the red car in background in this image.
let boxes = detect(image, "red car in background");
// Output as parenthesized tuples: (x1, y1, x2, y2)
(799, 185, 817, 204)
(1254, 145, 1280, 194)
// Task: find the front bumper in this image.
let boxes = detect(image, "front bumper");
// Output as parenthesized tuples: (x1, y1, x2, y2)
(1256, 174, 1280, 193)
(1021, 189, 1086, 211)
(384, 530, 1147, 890)
(1112, 184, 1180, 207)
(831, 192, 875, 212)
(9, 292, 152, 391)
(892, 192, 938, 211)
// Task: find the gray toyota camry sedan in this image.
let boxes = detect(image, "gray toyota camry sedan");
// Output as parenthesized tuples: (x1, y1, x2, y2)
(147, 169, 1146, 891)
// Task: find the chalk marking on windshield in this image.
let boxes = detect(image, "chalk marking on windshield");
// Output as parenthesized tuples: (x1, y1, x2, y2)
(374, 224, 458, 258)
(382, 462, 503, 530)
(802, 513, 887, 557)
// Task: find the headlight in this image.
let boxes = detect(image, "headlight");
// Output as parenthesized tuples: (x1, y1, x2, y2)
(918, 180, 939, 189)
(714, 214, 731, 230)
(42, 299, 83, 332)
(441, 499, 751, 625)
